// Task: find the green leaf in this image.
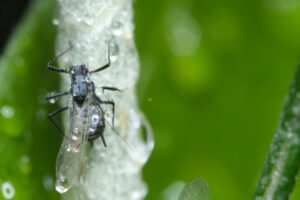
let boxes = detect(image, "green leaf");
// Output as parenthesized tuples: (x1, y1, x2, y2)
(160, 181, 186, 200)
(178, 178, 211, 200)
(253, 65, 300, 199)
(0, 0, 60, 199)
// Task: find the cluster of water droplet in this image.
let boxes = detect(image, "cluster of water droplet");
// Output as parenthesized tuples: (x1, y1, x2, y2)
(55, 102, 91, 194)
(55, 0, 154, 199)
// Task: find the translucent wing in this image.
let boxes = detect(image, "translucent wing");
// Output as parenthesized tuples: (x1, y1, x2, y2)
(55, 91, 93, 194)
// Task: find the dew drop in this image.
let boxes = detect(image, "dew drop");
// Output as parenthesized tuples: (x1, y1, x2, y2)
(110, 41, 120, 62)
(1, 106, 14, 118)
(100, 152, 106, 157)
(131, 190, 143, 200)
(47, 92, 57, 104)
(21, 155, 30, 164)
(104, 111, 112, 121)
(2, 182, 15, 199)
(67, 142, 80, 153)
(49, 98, 55, 104)
(71, 128, 80, 140)
(83, 13, 94, 25)
(67, 143, 72, 152)
(55, 175, 70, 194)
(36, 109, 46, 119)
(43, 175, 54, 191)
(52, 18, 60, 25)
(129, 109, 140, 129)
(111, 21, 123, 36)
(89, 127, 96, 133)
(92, 114, 99, 123)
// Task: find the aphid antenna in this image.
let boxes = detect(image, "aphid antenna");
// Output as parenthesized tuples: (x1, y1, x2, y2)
(47, 41, 73, 73)
(105, 120, 133, 150)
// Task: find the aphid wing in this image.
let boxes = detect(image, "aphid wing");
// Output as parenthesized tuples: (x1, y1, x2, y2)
(55, 97, 91, 193)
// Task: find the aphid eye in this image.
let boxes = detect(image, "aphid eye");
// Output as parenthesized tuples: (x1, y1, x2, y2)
(85, 68, 89, 73)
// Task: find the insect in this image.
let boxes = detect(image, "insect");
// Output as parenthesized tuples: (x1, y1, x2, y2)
(46, 42, 121, 193)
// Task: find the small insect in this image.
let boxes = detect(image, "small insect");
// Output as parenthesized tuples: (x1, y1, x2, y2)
(46, 42, 121, 193)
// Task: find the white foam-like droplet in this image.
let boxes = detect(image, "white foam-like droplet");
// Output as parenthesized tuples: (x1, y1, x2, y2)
(89, 127, 96, 133)
(92, 114, 99, 123)
(111, 21, 123, 36)
(1, 106, 14, 118)
(109, 40, 120, 62)
(71, 127, 80, 140)
(2, 182, 15, 199)
(52, 18, 60, 25)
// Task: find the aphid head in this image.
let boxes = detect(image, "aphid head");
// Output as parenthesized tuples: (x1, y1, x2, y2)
(69, 65, 88, 75)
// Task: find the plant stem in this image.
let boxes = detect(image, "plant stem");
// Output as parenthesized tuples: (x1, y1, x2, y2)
(56, 0, 154, 199)
(254, 65, 300, 200)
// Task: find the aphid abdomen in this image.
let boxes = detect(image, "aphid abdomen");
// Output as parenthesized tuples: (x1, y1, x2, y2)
(87, 104, 106, 146)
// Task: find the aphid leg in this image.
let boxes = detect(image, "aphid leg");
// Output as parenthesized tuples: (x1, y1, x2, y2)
(46, 91, 69, 100)
(90, 43, 111, 74)
(101, 87, 122, 93)
(89, 140, 94, 148)
(100, 133, 107, 147)
(100, 100, 115, 128)
(48, 107, 69, 136)
(47, 42, 73, 73)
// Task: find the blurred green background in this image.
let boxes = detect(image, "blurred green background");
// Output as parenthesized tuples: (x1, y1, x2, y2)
(134, 0, 300, 200)
(1, 0, 300, 199)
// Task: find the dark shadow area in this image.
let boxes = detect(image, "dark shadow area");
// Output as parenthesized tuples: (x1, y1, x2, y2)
(0, 0, 31, 53)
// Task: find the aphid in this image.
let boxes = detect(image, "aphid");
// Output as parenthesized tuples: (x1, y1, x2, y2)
(46, 42, 120, 193)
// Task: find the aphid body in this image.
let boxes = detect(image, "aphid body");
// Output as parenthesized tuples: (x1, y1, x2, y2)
(46, 43, 120, 193)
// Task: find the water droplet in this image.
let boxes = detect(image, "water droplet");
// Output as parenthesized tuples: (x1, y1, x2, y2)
(52, 18, 60, 25)
(43, 175, 54, 191)
(129, 109, 140, 129)
(36, 109, 46, 120)
(110, 41, 120, 62)
(67, 144, 72, 152)
(2, 182, 15, 199)
(1, 106, 14, 118)
(100, 152, 106, 157)
(71, 128, 80, 140)
(83, 13, 94, 25)
(131, 190, 142, 199)
(111, 21, 123, 36)
(139, 113, 154, 162)
(55, 175, 70, 194)
(92, 114, 99, 123)
(104, 111, 112, 119)
(49, 98, 55, 104)
(67, 142, 80, 153)
(165, 6, 201, 56)
(293, 104, 300, 115)
(89, 127, 96, 133)
(47, 92, 57, 104)
(21, 155, 30, 163)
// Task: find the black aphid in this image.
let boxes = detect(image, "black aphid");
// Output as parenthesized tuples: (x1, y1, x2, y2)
(46, 42, 120, 147)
